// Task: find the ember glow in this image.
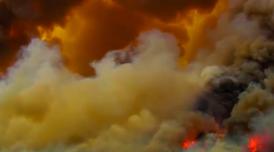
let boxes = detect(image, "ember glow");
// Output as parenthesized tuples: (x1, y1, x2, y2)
(2, 0, 274, 152)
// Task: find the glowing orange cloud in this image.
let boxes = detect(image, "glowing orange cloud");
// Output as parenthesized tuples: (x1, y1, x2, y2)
(180, 0, 228, 65)
(38, 0, 226, 75)
(0, 0, 84, 74)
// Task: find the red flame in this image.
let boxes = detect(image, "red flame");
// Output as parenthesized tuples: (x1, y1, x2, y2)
(247, 134, 272, 152)
(248, 136, 262, 152)
(181, 139, 197, 150)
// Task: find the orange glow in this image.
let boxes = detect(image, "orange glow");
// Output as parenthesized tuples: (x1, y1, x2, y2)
(37, 12, 88, 73)
(37, 26, 64, 42)
(180, 0, 228, 65)
(37, 0, 228, 75)
(181, 139, 197, 150)
(102, 0, 116, 6)
(8, 28, 17, 38)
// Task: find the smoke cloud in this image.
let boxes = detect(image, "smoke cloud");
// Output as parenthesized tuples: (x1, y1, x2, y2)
(3, 0, 274, 151)
(181, 0, 274, 151)
(0, 31, 218, 151)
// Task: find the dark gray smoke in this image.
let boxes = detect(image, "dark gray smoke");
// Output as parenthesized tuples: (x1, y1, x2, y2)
(189, 1, 274, 151)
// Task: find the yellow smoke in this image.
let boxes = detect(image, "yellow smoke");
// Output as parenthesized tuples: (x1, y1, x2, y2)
(0, 31, 214, 151)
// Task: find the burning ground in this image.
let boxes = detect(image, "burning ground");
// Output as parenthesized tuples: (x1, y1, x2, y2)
(1, 0, 274, 152)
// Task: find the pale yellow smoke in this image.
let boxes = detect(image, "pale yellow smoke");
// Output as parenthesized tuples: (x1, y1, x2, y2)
(0, 31, 214, 151)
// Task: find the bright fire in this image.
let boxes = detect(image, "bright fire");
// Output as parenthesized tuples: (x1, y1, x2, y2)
(248, 136, 262, 152)
(181, 139, 197, 150)
(247, 134, 272, 152)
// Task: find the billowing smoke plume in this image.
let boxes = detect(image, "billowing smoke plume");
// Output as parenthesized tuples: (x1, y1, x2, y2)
(4, 0, 274, 151)
(0, 30, 220, 151)
(182, 0, 274, 151)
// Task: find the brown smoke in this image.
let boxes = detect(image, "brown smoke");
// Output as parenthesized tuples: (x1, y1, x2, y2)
(186, 0, 274, 151)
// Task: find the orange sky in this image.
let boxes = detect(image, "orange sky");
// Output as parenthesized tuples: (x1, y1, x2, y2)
(1, 0, 227, 75)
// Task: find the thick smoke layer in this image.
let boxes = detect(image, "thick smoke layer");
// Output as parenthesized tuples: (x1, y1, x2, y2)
(3, 0, 274, 151)
(0, 31, 218, 151)
(182, 0, 274, 151)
